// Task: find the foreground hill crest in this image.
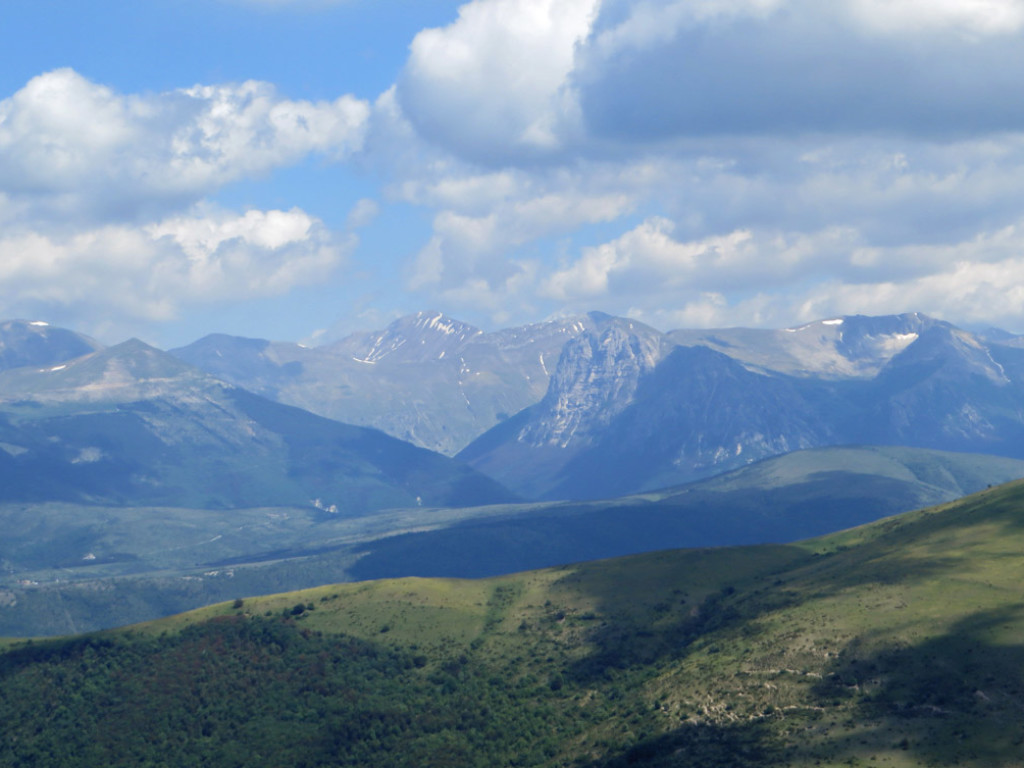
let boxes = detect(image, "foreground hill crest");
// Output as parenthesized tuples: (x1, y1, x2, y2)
(6, 478, 1024, 767)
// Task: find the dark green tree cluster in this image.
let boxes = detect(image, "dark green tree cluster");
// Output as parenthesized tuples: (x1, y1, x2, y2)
(0, 616, 578, 768)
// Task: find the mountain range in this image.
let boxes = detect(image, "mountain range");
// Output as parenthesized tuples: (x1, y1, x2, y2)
(169, 310, 1024, 500)
(0, 323, 512, 512)
(4, 311, 1024, 636)
(459, 313, 1024, 498)
(171, 311, 602, 456)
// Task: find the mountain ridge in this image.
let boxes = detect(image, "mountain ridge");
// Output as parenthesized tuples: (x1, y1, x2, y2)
(461, 312, 1024, 499)
(0, 338, 515, 512)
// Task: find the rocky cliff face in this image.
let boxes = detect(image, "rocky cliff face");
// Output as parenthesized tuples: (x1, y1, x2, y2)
(462, 314, 1024, 500)
(174, 311, 606, 455)
(516, 319, 670, 450)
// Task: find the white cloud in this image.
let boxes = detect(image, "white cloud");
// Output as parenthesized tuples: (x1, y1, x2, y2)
(793, 223, 1024, 325)
(0, 69, 370, 220)
(0, 207, 349, 324)
(558, 216, 1024, 333)
(575, 0, 1024, 143)
(397, 0, 598, 161)
(359, 0, 1024, 337)
(541, 217, 859, 301)
(0, 69, 368, 340)
(406, 189, 633, 294)
(847, 0, 1024, 35)
(345, 198, 380, 230)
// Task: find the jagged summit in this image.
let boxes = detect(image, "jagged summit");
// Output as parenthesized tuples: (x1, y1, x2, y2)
(331, 311, 483, 365)
(668, 311, 945, 379)
(461, 311, 1024, 499)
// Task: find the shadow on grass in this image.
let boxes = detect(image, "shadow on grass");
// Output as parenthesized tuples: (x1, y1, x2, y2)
(552, 528, 969, 687)
(808, 605, 1024, 765)
(345, 471, 954, 583)
(575, 605, 1024, 767)
(581, 719, 781, 768)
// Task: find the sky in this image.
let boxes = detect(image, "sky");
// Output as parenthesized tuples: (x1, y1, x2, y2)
(3, 0, 1024, 348)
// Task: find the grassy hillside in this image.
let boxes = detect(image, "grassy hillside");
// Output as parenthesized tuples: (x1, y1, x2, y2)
(4, 479, 1024, 766)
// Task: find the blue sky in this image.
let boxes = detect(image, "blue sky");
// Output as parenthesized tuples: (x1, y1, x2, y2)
(3, 0, 1024, 347)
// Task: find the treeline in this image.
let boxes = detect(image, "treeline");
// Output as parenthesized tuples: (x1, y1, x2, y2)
(0, 616, 578, 768)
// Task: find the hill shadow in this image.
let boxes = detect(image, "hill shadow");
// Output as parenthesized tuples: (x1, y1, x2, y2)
(807, 605, 1024, 765)
(575, 604, 1024, 767)
(553, 530, 968, 687)
(580, 719, 782, 768)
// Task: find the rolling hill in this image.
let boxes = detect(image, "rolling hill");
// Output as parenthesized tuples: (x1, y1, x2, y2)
(4, 478, 1024, 766)
(346, 445, 1024, 580)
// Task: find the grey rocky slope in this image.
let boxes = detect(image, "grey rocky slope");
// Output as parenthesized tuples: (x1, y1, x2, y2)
(460, 313, 1024, 499)
(667, 312, 940, 378)
(172, 311, 607, 455)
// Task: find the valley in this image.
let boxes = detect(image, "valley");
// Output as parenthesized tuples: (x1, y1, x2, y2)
(7, 2, 1022, 765)
(5, 313, 1024, 637)
(4, 479, 1024, 766)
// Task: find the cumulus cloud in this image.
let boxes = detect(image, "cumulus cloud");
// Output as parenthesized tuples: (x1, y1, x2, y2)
(577, 0, 1024, 142)
(0, 69, 370, 340)
(541, 218, 862, 302)
(367, 0, 1024, 335)
(0, 69, 369, 221)
(384, 0, 1024, 167)
(406, 186, 633, 297)
(397, 0, 598, 162)
(0, 207, 349, 324)
(9, 2, 1024, 339)
(794, 222, 1024, 324)
(847, 0, 1024, 35)
(565, 216, 1024, 332)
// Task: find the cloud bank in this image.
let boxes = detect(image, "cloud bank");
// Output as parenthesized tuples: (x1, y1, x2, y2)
(0, 69, 367, 335)
(371, 0, 1024, 333)
(7, 0, 1024, 341)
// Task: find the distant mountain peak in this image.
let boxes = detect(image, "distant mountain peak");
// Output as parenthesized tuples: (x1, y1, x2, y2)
(406, 310, 480, 336)
(881, 323, 1010, 386)
(339, 311, 484, 365)
(0, 338, 215, 406)
(517, 321, 672, 450)
(0, 319, 103, 373)
(670, 311, 944, 379)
